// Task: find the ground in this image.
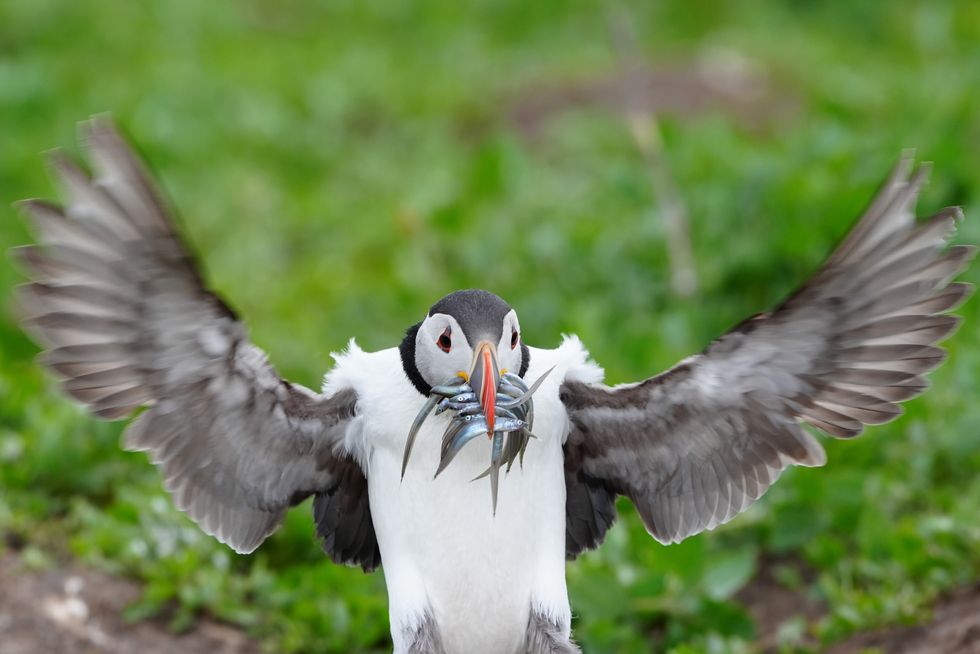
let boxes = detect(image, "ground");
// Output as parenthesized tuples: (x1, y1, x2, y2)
(0, 554, 256, 654)
(825, 587, 980, 654)
(3, 551, 978, 654)
(737, 556, 980, 654)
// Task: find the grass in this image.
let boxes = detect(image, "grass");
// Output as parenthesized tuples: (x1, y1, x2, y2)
(2, 1, 980, 652)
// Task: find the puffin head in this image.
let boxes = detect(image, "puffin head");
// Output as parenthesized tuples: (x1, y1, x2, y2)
(400, 290, 546, 510)
(401, 289, 528, 431)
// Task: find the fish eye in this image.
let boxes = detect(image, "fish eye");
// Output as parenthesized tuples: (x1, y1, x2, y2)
(437, 327, 452, 353)
(511, 329, 519, 350)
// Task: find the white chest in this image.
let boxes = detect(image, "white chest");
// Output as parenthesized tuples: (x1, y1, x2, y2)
(322, 338, 604, 653)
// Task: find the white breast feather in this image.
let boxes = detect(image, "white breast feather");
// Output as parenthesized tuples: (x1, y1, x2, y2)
(320, 334, 604, 654)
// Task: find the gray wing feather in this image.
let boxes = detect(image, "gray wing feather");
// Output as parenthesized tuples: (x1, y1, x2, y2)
(562, 156, 973, 547)
(14, 119, 365, 555)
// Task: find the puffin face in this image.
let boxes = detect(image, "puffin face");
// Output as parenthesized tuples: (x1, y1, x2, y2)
(400, 290, 549, 509)
(414, 290, 524, 432)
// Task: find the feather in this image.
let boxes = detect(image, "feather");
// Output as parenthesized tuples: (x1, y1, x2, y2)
(562, 156, 969, 546)
(13, 118, 368, 558)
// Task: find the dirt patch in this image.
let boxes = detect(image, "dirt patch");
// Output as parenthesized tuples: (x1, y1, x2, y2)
(735, 555, 826, 651)
(826, 585, 980, 654)
(736, 554, 980, 653)
(506, 50, 796, 141)
(0, 554, 259, 654)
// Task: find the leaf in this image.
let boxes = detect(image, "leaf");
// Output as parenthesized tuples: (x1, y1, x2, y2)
(701, 546, 757, 601)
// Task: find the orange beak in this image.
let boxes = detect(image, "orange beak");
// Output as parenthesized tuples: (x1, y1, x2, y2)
(468, 341, 500, 437)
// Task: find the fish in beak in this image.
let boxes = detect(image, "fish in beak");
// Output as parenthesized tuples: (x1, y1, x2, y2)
(467, 341, 500, 437)
(401, 337, 552, 511)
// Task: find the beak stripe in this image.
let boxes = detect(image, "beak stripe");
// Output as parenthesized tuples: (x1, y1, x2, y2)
(481, 348, 496, 434)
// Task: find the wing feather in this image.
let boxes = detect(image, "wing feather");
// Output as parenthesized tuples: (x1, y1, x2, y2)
(14, 118, 375, 560)
(562, 156, 971, 547)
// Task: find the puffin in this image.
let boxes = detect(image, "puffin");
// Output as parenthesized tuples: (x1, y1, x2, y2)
(12, 119, 973, 654)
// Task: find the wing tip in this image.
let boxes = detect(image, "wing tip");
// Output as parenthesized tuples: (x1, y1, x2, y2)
(887, 150, 928, 192)
(948, 205, 965, 224)
(8, 244, 42, 277)
(43, 147, 77, 172)
(79, 114, 123, 155)
(43, 148, 93, 193)
(13, 197, 46, 214)
(799, 434, 828, 467)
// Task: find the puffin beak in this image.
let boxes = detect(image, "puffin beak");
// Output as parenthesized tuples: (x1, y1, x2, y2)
(468, 341, 500, 437)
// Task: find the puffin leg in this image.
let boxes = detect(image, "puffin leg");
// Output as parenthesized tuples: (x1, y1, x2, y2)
(402, 610, 446, 654)
(523, 608, 581, 654)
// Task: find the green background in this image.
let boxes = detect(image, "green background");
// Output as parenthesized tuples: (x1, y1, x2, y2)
(1, 1, 979, 652)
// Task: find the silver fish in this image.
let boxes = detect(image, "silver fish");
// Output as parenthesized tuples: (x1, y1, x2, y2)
(434, 417, 489, 478)
(401, 392, 441, 479)
(430, 382, 471, 397)
(495, 417, 525, 432)
(502, 372, 529, 391)
(401, 368, 553, 510)
(436, 392, 478, 414)
(496, 367, 553, 409)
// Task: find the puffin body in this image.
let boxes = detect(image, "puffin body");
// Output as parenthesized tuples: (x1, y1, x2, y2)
(329, 339, 599, 652)
(13, 120, 973, 653)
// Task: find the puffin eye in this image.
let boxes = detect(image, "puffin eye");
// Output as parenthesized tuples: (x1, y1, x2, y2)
(511, 329, 519, 350)
(437, 328, 452, 353)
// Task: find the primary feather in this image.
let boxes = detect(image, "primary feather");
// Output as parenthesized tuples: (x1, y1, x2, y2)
(14, 118, 371, 558)
(561, 155, 973, 546)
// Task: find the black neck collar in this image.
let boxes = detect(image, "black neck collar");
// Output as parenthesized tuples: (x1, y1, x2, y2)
(399, 322, 430, 397)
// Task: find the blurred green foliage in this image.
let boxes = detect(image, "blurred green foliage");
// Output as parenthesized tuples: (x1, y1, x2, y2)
(2, 1, 980, 652)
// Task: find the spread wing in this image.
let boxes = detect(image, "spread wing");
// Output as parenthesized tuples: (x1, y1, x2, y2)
(13, 119, 378, 565)
(561, 157, 973, 551)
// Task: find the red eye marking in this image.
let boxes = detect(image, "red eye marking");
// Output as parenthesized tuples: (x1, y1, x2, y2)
(511, 329, 519, 350)
(437, 328, 452, 353)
